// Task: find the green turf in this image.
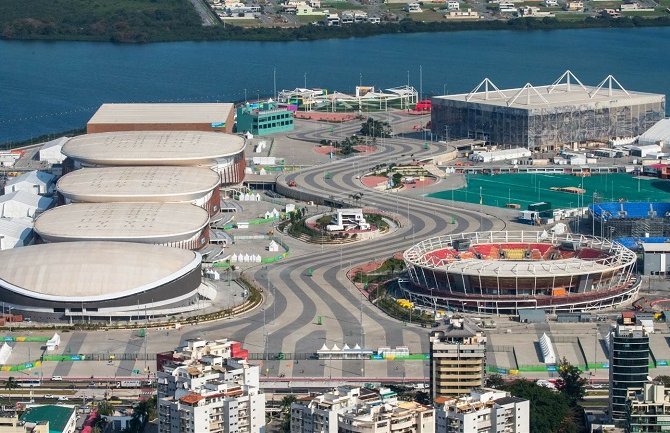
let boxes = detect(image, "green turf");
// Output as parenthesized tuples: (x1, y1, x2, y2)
(428, 173, 670, 209)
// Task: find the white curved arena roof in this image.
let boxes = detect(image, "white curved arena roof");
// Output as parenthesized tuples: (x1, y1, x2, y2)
(57, 167, 219, 203)
(34, 203, 209, 243)
(62, 131, 245, 166)
(0, 242, 200, 301)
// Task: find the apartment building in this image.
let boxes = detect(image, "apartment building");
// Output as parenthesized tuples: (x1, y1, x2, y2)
(625, 383, 670, 433)
(291, 386, 384, 433)
(436, 389, 529, 433)
(429, 318, 487, 400)
(157, 339, 265, 433)
(291, 387, 434, 433)
(609, 322, 650, 423)
(338, 401, 435, 433)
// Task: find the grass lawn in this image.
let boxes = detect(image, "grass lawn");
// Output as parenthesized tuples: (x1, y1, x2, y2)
(587, 1, 621, 7)
(554, 11, 589, 19)
(321, 1, 358, 10)
(410, 10, 449, 21)
(296, 15, 324, 23)
(221, 18, 262, 26)
(621, 9, 667, 15)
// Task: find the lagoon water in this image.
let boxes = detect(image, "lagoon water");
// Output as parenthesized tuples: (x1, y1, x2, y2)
(1, 27, 669, 143)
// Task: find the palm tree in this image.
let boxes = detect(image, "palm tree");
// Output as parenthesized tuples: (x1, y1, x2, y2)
(5, 376, 18, 404)
(280, 395, 297, 432)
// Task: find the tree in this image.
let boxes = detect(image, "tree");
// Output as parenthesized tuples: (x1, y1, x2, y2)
(360, 117, 391, 138)
(556, 357, 587, 407)
(392, 172, 403, 187)
(5, 377, 17, 402)
(97, 400, 114, 416)
(280, 394, 297, 433)
(485, 373, 505, 389)
(502, 379, 571, 433)
(654, 375, 670, 387)
(121, 396, 156, 433)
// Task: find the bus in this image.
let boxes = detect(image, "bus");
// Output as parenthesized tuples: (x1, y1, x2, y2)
(16, 379, 41, 388)
(117, 380, 142, 388)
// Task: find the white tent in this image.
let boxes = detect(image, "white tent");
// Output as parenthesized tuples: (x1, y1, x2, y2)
(46, 333, 61, 351)
(539, 333, 557, 364)
(0, 190, 54, 219)
(38, 136, 69, 164)
(0, 343, 12, 365)
(268, 240, 280, 252)
(4, 170, 56, 195)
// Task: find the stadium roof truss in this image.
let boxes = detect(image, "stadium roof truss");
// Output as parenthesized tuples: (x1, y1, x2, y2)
(462, 70, 633, 107)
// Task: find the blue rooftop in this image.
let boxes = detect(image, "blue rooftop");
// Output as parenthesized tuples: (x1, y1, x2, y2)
(615, 236, 670, 250)
(590, 202, 670, 221)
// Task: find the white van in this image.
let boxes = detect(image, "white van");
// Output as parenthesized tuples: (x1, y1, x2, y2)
(51, 375, 63, 381)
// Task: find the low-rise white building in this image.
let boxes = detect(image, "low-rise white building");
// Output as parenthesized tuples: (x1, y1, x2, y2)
(0, 190, 54, 219)
(327, 208, 370, 231)
(436, 389, 529, 433)
(0, 152, 20, 168)
(4, 170, 56, 195)
(354, 11, 368, 22)
(445, 8, 480, 18)
(565, 0, 584, 10)
(469, 147, 532, 163)
(446, 1, 460, 10)
(405, 2, 422, 12)
(0, 218, 33, 250)
(324, 13, 341, 25)
(157, 339, 264, 433)
(38, 137, 69, 165)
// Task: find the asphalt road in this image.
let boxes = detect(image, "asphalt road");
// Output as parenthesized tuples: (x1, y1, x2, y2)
(178, 113, 507, 379)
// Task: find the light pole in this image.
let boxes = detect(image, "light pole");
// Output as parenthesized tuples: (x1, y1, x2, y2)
(419, 64, 423, 101)
(479, 186, 483, 228)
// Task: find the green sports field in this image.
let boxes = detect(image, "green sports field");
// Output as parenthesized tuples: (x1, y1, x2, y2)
(428, 173, 670, 209)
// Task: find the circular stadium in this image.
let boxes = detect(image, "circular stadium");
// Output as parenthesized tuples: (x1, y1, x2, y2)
(56, 167, 221, 216)
(34, 203, 210, 250)
(402, 231, 639, 315)
(0, 242, 209, 319)
(61, 131, 246, 185)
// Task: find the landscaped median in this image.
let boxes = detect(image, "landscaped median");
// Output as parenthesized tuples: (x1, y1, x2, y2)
(283, 209, 395, 244)
(346, 254, 436, 326)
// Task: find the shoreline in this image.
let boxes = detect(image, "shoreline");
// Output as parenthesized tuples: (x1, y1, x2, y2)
(1, 15, 670, 44)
